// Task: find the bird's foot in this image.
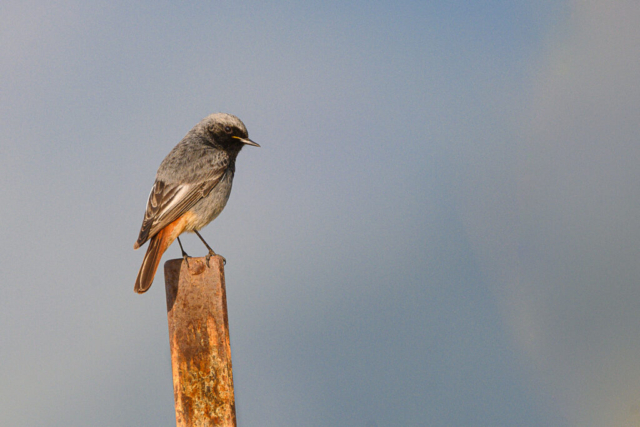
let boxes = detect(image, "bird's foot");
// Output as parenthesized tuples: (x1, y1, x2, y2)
(205, 250, 226, 267)
(182, 252, 190, 268)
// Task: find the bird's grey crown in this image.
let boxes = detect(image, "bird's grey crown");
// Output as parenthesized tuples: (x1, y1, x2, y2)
(198, 113, 249, 140)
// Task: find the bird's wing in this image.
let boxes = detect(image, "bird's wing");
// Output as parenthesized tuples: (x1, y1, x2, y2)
(134, 170, 225, 249)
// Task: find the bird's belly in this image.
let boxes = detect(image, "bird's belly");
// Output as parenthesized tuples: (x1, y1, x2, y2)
(184, 172, 234, 231)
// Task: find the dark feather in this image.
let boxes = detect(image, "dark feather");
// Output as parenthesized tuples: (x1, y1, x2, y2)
(134, 169, 226, 248)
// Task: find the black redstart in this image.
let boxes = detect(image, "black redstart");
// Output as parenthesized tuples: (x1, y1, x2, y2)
(133, 113, 259, 294)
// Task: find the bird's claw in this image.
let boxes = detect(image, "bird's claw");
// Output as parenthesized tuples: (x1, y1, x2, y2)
(205, 251, 225, 267)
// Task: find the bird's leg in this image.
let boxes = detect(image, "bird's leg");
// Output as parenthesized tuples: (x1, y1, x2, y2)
(194, 230, 226, 267)
(177, 237, 190, 267)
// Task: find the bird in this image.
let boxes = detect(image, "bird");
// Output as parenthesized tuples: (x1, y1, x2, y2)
(133, 113, 259, 294)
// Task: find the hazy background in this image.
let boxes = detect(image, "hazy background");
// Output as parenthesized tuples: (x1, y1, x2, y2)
(1, 1, 639, 426)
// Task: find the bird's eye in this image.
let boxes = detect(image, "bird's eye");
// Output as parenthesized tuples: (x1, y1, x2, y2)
(224, 126, 232, 134)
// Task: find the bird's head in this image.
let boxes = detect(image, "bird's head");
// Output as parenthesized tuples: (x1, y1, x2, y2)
(201, 113, 260, 153)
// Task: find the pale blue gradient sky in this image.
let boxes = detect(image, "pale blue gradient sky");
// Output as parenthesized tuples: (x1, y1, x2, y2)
(2, 1, 639, 426)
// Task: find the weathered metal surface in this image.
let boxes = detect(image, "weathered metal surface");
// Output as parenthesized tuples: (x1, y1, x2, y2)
(165, 256, 236, 427)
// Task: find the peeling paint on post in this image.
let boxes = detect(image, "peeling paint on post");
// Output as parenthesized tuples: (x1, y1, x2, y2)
(165, 256, 236, 427)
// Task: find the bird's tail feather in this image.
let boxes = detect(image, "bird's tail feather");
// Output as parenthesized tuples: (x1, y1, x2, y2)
(134, 225, 175, 294)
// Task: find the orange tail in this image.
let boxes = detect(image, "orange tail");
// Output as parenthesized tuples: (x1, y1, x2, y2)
(134, 218, 185, 294)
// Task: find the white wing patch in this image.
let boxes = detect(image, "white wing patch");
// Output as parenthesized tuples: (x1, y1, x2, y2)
(156, 183, 192, 221)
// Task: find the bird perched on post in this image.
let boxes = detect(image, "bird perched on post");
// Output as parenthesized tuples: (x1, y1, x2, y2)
(133, 113, 259, 294)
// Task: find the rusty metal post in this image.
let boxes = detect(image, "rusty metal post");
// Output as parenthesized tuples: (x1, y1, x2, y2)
(164, 255, 236, 427)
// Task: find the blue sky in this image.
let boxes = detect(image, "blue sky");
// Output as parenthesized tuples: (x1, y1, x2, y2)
(2, 1, 639, 426)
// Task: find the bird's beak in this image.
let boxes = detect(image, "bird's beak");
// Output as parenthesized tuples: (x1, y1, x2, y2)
(233, 136, 260, 147)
